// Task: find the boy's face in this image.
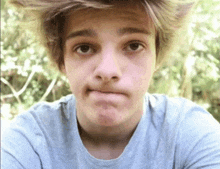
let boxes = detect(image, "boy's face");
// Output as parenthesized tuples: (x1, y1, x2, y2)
(63, 3, 156, 128)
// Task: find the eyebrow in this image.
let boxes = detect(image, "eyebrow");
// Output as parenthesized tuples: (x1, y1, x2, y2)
(117, 27, 151, 36)
(65, 27, 151, 41)
(66, 29, 97, 41)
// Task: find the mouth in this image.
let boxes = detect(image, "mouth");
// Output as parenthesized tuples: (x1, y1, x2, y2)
(87, 89, 123, 95)
(85, 87, 128, 105)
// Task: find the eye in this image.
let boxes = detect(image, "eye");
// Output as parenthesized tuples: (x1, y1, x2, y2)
(74, 44, 94, 55)
(125, 41, 144, 52)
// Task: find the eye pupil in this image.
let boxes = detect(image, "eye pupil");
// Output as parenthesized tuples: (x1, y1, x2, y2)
(80, 45, 90, 53)
(130, 43, 139, 50)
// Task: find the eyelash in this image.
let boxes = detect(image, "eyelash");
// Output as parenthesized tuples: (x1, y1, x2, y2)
(73, 43, 96, 55)
(72, 40, 145, 55)
(123, 40, 145, 53)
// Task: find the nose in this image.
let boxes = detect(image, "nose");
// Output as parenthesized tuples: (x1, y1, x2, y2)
(94, 52, 122, 82)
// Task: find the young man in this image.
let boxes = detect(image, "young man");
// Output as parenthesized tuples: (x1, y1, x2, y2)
(2, 0, 220, 168)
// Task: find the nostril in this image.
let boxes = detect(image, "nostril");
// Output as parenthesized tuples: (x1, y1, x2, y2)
(94, 71, 120, 82)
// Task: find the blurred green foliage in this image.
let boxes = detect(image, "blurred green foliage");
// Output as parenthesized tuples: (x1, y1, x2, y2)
(1, 0, 220, 122)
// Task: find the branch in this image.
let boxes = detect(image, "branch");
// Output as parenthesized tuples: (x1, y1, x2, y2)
(39, 77, 57, 102)
(1, 70, 36, 99)
(1, 77, 21, 104)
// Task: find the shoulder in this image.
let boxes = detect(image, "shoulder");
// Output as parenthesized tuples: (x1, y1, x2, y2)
(1, 94, 77, 168)
(147, 93, 218, 125)
(18, 94, 76, 123)
(147, 93, 220, 135)
(2, 94, 76, 142)
(148, 93, 204, 113)
(28, 94, 76, 121)
(28, 94, 75, 116)
(147, 93, 220, 168)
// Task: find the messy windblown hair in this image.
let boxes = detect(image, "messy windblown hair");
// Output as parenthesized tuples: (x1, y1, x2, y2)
(8, 0, 196, 72)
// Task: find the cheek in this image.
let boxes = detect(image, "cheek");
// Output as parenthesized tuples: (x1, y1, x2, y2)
(64, 58, 92, 96)
(64, 60, 81, 93)
(131, 54, 155, 92)
(133, 71, 152, 93)
(66, 72, 77, 94)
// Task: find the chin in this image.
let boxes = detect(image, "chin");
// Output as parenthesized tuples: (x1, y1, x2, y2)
(93, 108, 124, 127)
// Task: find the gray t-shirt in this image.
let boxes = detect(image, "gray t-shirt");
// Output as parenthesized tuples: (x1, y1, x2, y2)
(2, 93, 220, 169)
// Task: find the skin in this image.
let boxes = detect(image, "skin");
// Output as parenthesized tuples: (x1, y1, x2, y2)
(62, 2, 156, 159)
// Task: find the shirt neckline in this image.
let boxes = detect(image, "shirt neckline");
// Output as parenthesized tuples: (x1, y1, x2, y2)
(69, 94, 150, 167)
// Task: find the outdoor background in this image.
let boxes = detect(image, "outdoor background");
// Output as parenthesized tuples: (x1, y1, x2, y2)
(1, 0, 220, 131)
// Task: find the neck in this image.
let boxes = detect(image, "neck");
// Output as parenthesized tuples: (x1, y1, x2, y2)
(76, 109, 143, 160)
(76, 101, 144, 147)
(78, 120, 138, 146)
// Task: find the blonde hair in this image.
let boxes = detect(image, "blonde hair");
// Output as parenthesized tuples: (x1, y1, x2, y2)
(8, 0, 195, 71)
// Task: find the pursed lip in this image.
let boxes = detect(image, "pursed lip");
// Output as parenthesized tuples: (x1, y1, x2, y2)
(87, 90, 126, 104)
(86, 87, 128, 105)
(87, 89, 124, 95)
(91, 90, 121, 94)
(86, 85, 129, 97)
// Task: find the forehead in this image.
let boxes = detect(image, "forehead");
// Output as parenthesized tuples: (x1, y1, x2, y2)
(64, 2, 155, 37)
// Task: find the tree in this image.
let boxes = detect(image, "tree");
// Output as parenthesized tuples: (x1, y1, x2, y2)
(1, 0, 220, 122)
